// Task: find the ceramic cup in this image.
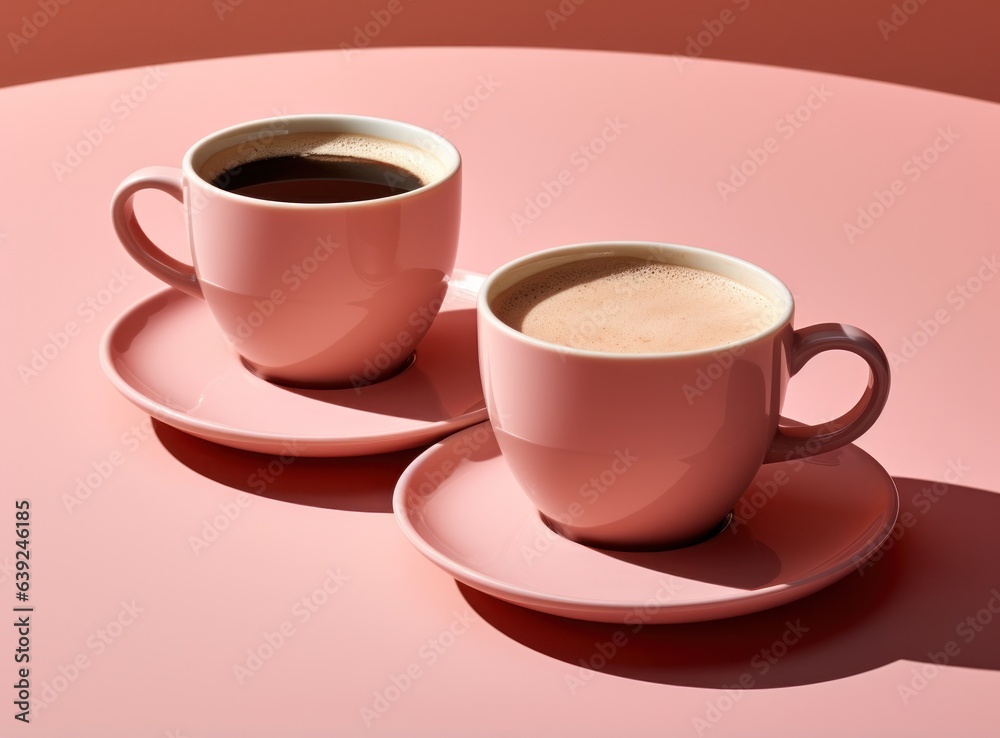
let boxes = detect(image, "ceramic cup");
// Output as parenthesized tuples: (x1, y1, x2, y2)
(111, 114, 461, 388)
(477, 242, 891, 550)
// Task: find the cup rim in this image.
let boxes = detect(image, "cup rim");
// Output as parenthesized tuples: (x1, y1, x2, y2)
(478, 241, 796, 360)
(181, 113, 461, 209)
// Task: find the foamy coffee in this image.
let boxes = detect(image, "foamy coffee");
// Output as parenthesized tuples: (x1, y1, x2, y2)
(492, 256, 781, 353)
(198, 131, 447, 203)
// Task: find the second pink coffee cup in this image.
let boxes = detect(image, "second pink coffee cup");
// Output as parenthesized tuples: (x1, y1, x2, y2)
(478, 242, 891, 550)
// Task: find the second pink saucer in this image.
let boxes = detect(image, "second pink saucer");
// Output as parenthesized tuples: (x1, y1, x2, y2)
(394, 422, 899, 623)
(100, 271, 488, 456)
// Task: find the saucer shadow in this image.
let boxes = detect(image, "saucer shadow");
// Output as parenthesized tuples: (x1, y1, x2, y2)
(153, 420, 420, 513)
(459, 477, 1000, 688)
(279, 309, 483, 422)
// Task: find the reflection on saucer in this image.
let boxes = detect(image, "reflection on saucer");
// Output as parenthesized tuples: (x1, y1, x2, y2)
(99, 271, 488, 457)
(281, 309, 479, 422)
(393, 422, 899, 624)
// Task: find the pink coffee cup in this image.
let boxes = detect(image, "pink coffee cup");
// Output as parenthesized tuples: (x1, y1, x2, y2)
(477, 242, 890, 550)
(111, 114, 461, 388)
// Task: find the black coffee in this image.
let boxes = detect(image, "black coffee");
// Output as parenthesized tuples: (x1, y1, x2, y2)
(200, 132, 440, 204)
(212, 155, 423, 203)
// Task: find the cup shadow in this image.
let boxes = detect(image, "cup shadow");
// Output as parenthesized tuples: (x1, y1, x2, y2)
(459, 477, 1000, 688)
(599, 533, 784, 590)
(153, 420, 418, 513)
(278, 308, 482, 423)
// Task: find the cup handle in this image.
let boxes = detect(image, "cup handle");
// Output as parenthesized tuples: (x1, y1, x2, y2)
(110, 166, 203, 299)
(763, 323, 890, 462)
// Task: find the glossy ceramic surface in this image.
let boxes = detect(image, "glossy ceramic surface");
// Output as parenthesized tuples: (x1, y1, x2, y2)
(100, 271, 487, 456)
(111, 114, 462, 387)
(394, 422, 899, 623)
(478, 242, 890, 549)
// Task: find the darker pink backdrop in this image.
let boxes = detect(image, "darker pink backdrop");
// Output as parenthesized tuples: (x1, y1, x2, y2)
(2, 0, 997, 101)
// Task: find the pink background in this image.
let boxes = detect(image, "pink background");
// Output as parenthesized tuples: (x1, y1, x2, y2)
(2, 0, 998, 102)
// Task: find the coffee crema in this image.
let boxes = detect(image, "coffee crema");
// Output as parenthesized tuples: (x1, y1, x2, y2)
(199, 131, 443, 203)
(491, 256, 781, 353)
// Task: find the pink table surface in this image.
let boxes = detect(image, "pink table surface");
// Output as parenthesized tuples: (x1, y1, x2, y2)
(2, 47, 999, 737)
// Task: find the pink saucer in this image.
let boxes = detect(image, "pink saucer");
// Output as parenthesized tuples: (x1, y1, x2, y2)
(100, 271, 487, 456)
(394, 422, 899, 623)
